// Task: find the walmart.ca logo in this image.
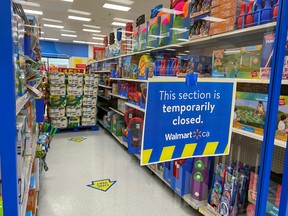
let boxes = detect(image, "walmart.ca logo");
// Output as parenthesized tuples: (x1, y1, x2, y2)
(193, 129, 202, 140)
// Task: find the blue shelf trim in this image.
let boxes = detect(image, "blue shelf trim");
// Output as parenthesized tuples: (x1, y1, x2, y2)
(255, 0, 288, 215)
(0, 0, 19, 215)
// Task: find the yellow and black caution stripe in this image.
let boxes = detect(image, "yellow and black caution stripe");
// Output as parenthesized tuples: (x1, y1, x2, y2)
(142, 142, 229, 165)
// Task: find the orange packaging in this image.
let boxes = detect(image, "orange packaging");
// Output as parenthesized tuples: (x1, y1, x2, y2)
(211, 0, 242, 8)
(209, 16, 236, 35)
(211, 2, 240, 18)
(27, 188, 37, 214)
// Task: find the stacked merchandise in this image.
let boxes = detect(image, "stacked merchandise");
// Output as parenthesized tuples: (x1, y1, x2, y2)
(47, 70, 99, 128)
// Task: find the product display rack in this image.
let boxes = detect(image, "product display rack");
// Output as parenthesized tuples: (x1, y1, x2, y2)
(90, 5, 288, 213)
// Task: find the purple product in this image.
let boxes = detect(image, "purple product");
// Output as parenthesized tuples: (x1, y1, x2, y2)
(190, 157, 210, 201)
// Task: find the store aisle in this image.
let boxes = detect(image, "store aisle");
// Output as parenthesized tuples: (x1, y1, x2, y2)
(38, 128, 201, 216)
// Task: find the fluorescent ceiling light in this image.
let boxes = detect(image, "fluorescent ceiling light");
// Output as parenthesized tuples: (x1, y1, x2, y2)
(177, 38, 189, 42)
(108, 0, 134, 5)
(44, 24, 64, 28)
(61, 34, 77, 37)
(83, 28, 101, 33)
(170, 28, 189, 32)
(42, 18, 62, 23)
(61, 29, 76, 33)
(103, 3, 131, 11)
(178, 53, 187, 56)
(13, 0, 40, 7)
(202, 16, 225, 22)
(61, 0, 73, 2)
(111, 22, 126, 27)
(113, 17, 134, 23)
(40, 37, 59, 41)
(67, 9, 91, 16)
(83, 24, 101, 29)
(68, 16, 91, 22)
(41, 31, 44, 34)
(159, 8, 183, 15)
(92, 34, 106, 37)
(92, 37, 103, 40)
(73, 40, 104, 46)
(185, 50, 190, 53)
(23, 9, 43, 15)
(165, 48, 176, 51)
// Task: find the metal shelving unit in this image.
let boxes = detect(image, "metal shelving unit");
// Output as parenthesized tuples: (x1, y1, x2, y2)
(109, 107, 124, 116)
(109, 93, 128, 100)
(98, 84, 112, 89)
(124, 102, 145, 113)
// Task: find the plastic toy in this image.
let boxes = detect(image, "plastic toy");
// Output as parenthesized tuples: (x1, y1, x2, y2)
(237, 3, 247, 29)
(246, 0, 255, 26)
(273, 0, 279, 21)
(190, 157, 210, 201)
(261, 0, 273, 24)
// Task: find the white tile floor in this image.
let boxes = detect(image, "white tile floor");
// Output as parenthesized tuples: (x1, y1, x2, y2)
(38, 128, 201, 216)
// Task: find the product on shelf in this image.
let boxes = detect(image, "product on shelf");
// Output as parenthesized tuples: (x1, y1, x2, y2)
(147, 16, 161, 48)
(159, 13, 173, 46)
(260, 31, 288, 79)
(212, 45, 262, 78)
(47, 70, 99, 128)
(171, 1, 191, 44)
(139, 22, 148, 51)
(189, 14, 210, 40)
(138, 55, 153, 80)
(190, 0, 212, 18)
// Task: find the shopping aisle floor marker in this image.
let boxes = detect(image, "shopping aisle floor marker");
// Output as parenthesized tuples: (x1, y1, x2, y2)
(68, 137, 87, 143)
(87, 179, 117, 192)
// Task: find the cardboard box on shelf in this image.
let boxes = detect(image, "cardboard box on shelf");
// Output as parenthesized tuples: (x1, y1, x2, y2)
(81, 116, 97, 126)
(212, 45, 262, 78)
(66, 106, 82, 117)
(68, 117, 81, 127)
(48, 72, 65, 84)
(50, 117, 68, 128)
(84, 85, 98, 96)
(67, 84, 83, 96)
(210, 2, 240, 18)
(67, 73, 83, 85)
(49, 84, 66, 96)
(83, 95, 97, 106)
(48, 106, 65, 118)
(82, 106, 97, 116)
(209, 16, 236, 35)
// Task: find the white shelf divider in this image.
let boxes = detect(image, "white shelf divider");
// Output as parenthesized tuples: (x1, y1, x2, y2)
(110, 78, 148, 83)
(98, 84, 112, 89)
(109, 107, 125, 116)
(109, 93, 128, 100)
(232, 128, 287, 148)
(124, 102, 145, 113)
(98, 95, 111, 100)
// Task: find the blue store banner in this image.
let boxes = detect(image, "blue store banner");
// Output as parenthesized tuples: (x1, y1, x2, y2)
(141, 80, 236, 165)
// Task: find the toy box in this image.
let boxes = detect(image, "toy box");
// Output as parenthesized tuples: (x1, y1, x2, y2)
(212, 45, 262, 78)
(27, 174, 37, 215)
(112, 114, 124, 136)
(49, 95, 66, 107)
(275, 95, 288, 141)
(190, 0, 212, 18)
(81, 116, 96, 126)
(118, 99, 126, 113)
(66, 95, 82, 107)
(118, 82, 128, 97)
(48, 106, 66, 118)
(172, 2, 191, 44)
(190, 14, 210, 40)
(48, 72, 65, 84)
(209, 16, 236, 35)
(132, 27, 139, 52)
(84, 85, 98, 96)
(211, 0, 236, 8)
(138, 22, 148, 51)
(66, 106, 82, 117)
(210, 1, 241, 19)
(68, 117, 80, 127)
(82, 106, 97, 116)
(138, 55, 153, 80)
(49, 84, 66, 96)
(103, 111, 115, 131)
(147, 16, 161, 48)
(260, 32, 288, 79)
(164, 161, 175, 187)
(234, 91, 268, 134)
(67, 84, 83, 96)
(67, 73, 83, 85)
(247, 171, 282, 216)
(159, 13, 173, 46)
(50, 117, 68, 128)
(172, 159, 194, 196)
(83, 95, 97, 106)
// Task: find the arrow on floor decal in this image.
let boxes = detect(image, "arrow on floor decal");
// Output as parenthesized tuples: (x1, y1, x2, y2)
(87, 179, 117, 192)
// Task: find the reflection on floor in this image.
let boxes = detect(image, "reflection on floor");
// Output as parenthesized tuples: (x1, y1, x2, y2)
(38, 128, 201, 216)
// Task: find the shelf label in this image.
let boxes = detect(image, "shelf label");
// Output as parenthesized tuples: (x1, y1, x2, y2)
(68, 137, 87, 142)
(141, 81, 236, 165)
(87, 179, 116, 192)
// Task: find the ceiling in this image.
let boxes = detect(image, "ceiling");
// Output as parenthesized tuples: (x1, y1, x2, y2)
(21, 0, 170, 44)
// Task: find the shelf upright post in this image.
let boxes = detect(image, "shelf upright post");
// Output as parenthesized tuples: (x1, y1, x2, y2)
(0, 0, 19, 215)
(255, 0, 288, 215)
